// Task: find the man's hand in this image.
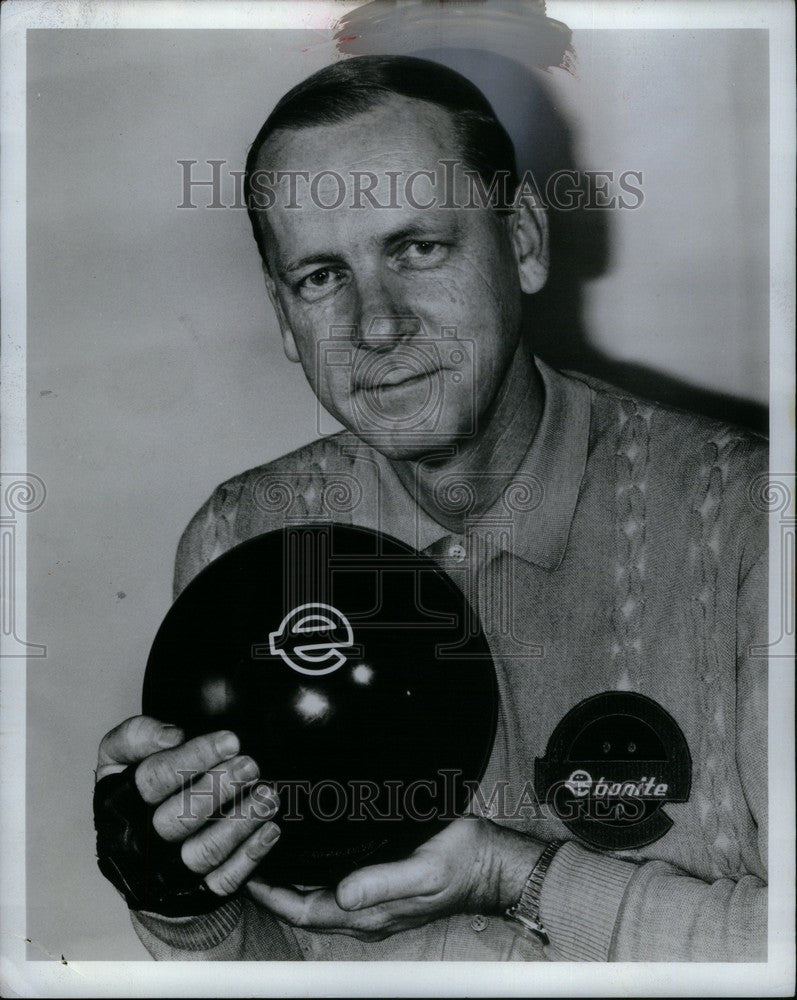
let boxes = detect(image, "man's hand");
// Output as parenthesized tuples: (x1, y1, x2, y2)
(247, 816, 545, 942)
(95, 715, 280, 904)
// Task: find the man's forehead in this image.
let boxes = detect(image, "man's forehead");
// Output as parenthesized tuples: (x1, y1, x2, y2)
(254, 94, 461, 179)
(249, 94, 492, 268)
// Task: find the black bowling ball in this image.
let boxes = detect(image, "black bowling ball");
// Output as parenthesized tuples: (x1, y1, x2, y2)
(143, 522, 497, 886)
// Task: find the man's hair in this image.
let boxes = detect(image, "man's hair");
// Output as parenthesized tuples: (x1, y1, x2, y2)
(244, 54, 519, 264)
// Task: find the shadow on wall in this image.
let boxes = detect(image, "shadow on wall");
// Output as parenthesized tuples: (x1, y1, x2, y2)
(411, 46, 768, 435)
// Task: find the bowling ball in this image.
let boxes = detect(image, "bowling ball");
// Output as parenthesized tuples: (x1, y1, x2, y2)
(143, 522, 497, 887)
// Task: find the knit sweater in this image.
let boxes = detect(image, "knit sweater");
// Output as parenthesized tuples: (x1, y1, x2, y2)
(130, 358, 768, 962)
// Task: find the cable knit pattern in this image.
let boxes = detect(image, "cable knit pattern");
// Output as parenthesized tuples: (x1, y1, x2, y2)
(612, 396, 653, 692)
(690, 431, 746, 880)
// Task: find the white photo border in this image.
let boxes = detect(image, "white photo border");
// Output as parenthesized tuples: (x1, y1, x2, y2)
(1, 0, 794, 995)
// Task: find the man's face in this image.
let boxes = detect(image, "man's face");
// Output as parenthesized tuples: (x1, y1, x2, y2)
(256, 96, 527, 460)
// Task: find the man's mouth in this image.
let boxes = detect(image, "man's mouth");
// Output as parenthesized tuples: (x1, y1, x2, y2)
(379, 370, 436, 389)
(355, 367, 443, 392)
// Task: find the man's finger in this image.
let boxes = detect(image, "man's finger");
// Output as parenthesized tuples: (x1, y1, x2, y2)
(134, 730, 240, 804)
(152, 756, 262, 842)
(247, 881, 418, 940)
(180, 783, 279, 871)
(96, 715, 184, 781)
(203, 822, 281, 898)
(335, 855, 443, 911)
(246, 883, 354, 930)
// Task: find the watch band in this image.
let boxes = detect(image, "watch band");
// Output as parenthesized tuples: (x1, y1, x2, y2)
(504, 839, 563, 943)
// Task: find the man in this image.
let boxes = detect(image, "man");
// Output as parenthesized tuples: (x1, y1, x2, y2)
(94, 56, 767, 961)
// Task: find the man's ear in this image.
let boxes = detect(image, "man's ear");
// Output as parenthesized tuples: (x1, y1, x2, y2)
(263, 263, 300, 363)
(508, 194, 549, 295)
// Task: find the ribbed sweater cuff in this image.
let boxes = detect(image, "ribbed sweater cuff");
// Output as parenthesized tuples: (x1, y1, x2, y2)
(131, 899, 242, 951)
(539, 841, 637, 961)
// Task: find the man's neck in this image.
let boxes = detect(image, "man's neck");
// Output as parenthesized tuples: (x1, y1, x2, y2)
(390, 340, 544, 534)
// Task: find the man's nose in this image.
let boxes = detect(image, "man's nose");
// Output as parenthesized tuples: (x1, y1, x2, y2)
(353, 271, 421, 348)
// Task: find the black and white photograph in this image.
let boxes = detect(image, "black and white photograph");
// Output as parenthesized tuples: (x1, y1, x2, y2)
(1, 0, 794, 995)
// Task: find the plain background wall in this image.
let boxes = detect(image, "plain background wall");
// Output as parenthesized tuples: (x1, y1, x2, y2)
(26, 27, 768, 959)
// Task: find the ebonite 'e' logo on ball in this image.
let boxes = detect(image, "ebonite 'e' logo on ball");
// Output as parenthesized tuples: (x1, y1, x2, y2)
(535, 691, 692, 850)
(268, 603, 354, 676)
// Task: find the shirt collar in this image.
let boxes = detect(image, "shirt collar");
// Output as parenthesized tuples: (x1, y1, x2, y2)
(350, 357, 591, 570)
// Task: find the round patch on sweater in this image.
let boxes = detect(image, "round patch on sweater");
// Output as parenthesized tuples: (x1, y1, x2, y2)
(534, 692, 692, 850)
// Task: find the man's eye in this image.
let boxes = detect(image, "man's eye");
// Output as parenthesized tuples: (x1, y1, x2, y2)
(297, 268, 345, 301)
(308, 270, 332, 286)
(398, 241, 448, 267)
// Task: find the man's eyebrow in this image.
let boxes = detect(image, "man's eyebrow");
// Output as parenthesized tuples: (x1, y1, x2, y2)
(278, 219, 460, 275)
(383, 222, 458, 249)
(279, 252, 345, 276)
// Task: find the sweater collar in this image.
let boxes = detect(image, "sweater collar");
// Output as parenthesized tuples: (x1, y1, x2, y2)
(351, 357, 591, 571)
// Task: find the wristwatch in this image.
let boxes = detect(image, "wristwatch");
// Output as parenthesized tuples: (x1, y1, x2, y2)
(504, 840, 563, 943)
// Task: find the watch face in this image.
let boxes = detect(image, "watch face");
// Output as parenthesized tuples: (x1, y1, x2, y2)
(535, 692, 692, 850)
